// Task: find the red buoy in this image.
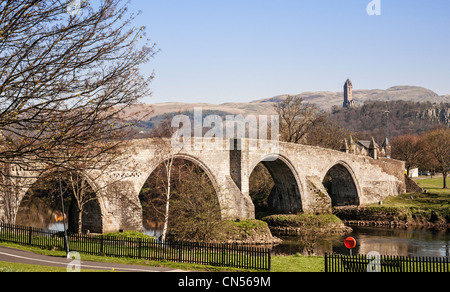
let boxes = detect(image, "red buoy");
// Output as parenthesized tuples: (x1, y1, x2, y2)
(344, 237, 357, 249)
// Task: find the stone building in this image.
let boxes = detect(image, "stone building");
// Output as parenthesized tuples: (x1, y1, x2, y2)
(341, 136, 391, 159)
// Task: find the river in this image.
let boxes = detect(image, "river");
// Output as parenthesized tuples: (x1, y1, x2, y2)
(272, 226, 450, 258)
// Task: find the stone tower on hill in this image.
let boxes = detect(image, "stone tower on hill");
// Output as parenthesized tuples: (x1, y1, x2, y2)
(343, 79, 355, 108)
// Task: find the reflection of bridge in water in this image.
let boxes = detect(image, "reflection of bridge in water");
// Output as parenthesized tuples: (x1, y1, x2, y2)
(2, 138, 406, 234)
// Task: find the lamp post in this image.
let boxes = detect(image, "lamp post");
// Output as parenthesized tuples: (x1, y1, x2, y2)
(385, 110, 390, 140)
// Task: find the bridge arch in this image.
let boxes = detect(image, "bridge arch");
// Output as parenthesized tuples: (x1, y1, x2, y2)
(249, 154, 303, 215)
(16, 169, 105, 233)
(138, 153, 223, 224)
(170, 154, 221, 196)
(321, 161, 361, 207)
(139, 153, 221, 201)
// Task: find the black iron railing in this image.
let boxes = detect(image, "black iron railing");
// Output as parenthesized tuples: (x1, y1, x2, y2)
(0, 223, 271, 271)
(325, 253, 449, 273)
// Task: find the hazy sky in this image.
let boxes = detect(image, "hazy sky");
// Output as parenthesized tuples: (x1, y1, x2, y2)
(131, 0, 450, 104)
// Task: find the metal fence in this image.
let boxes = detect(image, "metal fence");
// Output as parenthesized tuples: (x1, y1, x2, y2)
(325, 253, 449, 273)
(0, 223, 271, 271)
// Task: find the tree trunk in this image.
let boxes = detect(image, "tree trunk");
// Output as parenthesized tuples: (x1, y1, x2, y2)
(77, 208, 83, 234)
(444, 172, 448, 189)
(161, 167, 172, 243)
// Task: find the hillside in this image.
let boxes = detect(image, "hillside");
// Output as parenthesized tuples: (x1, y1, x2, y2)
(125, 85, 449, 139)
(126, 85, 449, 120)
(256, 85, 444, 111)
(329, 100, 450, 142)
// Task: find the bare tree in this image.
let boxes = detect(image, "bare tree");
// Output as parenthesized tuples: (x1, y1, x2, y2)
(59, 141, 127, 234)
(305, 116, 354, 150)
(157, 143, 175, 243)
(0, 0, 156, 178)
(140, 157, 224, 242)
(166, 161, 222, 242)
(274, 95, 322, 144)
(391, 134, 424, 176)
(423, 127, 450, 189)
(150, 115, 185, 242)
(0, 0, 156, 227)
(0, 161, 23, 224)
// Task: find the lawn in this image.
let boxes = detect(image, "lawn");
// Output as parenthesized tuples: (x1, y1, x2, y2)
(271, 254, 324, 272)
(414, 177, 449, 195)
(364, 177, 450, 217)
(0, 261, 107, 272)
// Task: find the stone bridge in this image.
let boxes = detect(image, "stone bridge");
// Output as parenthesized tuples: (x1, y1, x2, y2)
(0, 138, 406, 233)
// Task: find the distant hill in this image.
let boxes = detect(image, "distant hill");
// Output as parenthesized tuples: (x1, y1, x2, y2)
(124, 85, 449, 138)
(255, 86, 448, 111)
(126, 85, 449, 121)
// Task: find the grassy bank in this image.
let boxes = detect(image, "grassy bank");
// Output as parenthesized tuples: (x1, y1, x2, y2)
(262, 214, 342, 227)
(335, 177, 450, 226)
(371, 177, 449, 219)
(218, 219, 280, 244)
(414, 177, 449, 195)
(261, 213, 351, 236)
(272, 254, 324, 272)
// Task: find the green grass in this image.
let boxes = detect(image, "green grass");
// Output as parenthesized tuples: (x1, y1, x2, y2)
(0, 261, 110, 272)
(363, 177, 450, 222)
(101, 231, 155, 240)
(0, 261, 69, 272)
(262, 214, 342, 228)
(271, 254, 324, 272)
(369, 178, 449, 210)
(370, 192, 450, 211)
(415, 177, 449, 195)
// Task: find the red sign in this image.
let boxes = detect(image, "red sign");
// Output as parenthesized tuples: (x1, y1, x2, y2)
(344, 237, 357, 249)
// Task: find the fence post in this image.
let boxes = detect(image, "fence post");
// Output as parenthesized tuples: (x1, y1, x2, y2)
(268, 248, 272, 271)
(28, 226, 32, 246)
(100, 235, 104, 254)
(324, 253, 328, 272)
(138, 238, 142, 259)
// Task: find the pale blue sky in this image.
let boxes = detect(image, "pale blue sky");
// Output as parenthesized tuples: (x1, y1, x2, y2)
(131, 0, 450, 104)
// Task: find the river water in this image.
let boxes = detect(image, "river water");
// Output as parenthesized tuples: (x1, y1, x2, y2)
(272, 226, 450, 258)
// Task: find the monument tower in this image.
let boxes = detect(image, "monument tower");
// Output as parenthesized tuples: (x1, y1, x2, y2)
(343, 78, 355, 108)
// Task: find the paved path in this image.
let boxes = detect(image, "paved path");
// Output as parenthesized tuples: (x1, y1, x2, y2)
(0, 246, 186, 272)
